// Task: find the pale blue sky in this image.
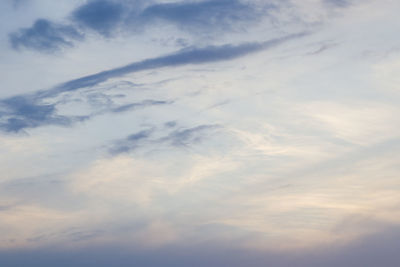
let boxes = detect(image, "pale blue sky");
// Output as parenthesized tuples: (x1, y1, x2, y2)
(1, 0, 400, 266)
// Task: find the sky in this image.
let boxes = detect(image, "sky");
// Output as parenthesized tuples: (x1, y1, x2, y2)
(0, 0, 400, 266)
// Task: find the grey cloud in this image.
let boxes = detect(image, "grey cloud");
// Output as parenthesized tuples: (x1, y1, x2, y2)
(109, 124, 221, 154)
(160, 124, 221, 147)
(71, 0, 267, 36)
(25, 226, 105, 244)
(11, 0, 27, 8)
(66, 229, 105, 242)
(164, 121, 177, 128)
(306, 42, 338, 55)
(48, 33, 307, 96)
(108, 128, 154, 154)
(0, 95, 171, 132)
(0, 173, 85, 210)
(136, 0, 266, 33)
(0, 96, 86, 132)
(8, 0, 272, 52)
(0, 204, 16, 211)
(111, 99, 172, 113)
(9, 19, 83, 53)
(71, 0, 124, 36)
(323, 0, 351, 7)
(1, 34, 306, 132)
(0, 226, 400, 266)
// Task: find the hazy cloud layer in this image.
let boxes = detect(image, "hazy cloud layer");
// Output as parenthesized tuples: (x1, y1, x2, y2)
(1, 0, 400, 266)
(0, 226, 399, 267)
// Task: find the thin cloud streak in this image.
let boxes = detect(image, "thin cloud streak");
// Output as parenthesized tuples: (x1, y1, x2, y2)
(108, 124, 221, 155)
(0, 33, 307, 132)
(47, 32, 308, 97)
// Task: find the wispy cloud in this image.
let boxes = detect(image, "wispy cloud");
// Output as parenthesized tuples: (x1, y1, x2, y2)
(111, 100, 173, 113)
(0, 94, 172, 132)
(50, 33, 307, 95)
(159, 124, 221, 147)
(324, 0, 351, 7)
(0, 96, 86, 132)
(9, 19, 83, 53)
(71, 0, 124, 36)
(108, 129, 154, 154)
(108, 124, 221, 155)
(0, 33, 306, 132)
(135, 0, 266, 33)
(9, 0, 268, 53)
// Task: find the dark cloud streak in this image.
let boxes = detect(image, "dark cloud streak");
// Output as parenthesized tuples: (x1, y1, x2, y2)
(137, 0, 265, 32)
(109, 124, 221, 155)
(0, 96, 86, 132)
(161, 124, 221, 147)
(108, 128, 154, 154)
(71, 0, 124, 36)
(111, 100, 172, 113)
(1, 33, 307, 132)
(9, 19, 83, 53)
(47, 33, 307, 97)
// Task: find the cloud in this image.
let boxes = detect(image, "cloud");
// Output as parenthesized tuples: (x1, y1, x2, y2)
(323, 0, 351, 7)
(0, 204, 15, 211)
(137, 0, 265, 33)
(109, 124, 221, 155)
(164, 121, 177, 128)
(108, 129, 154, 154)
(71, 0, 266, 36)
(8, 0, 273, 53)
(0, 226, 400, 267)
(11, 0, 27, 8)
(0, 96, 86, 132)
(71, 0, 124, 36)
(160, 124, 221, 147)
(1, 33, 306, 132)
(111, 100, 172, 113)
(9, 19, 83, 53)
(0, 95, 173, 132)
(50, 33, 307, 96)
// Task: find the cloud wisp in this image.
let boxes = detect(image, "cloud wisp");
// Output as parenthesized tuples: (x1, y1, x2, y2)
(49, 32, 308, 96)
(111, 100, 173, 113)
(0, 95, 87, 132)
(324, 0, 351, 7)
(135, 0, 266, 33)
(9, 19, 83, 53)
(109, 124, 221, 154)
(1, 33, 306, 133)
(9, 0, 266, 53)
(108, 128, 155, 154)
(71, 0, 125, 37)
